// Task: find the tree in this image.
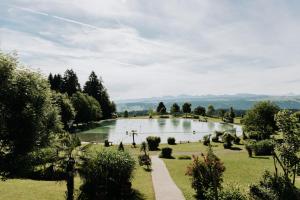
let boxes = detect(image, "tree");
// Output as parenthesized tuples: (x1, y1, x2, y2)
(170, 103, 180, 114)
(110, 101, 116, 114)
(83, 71, 114, 119)
(0, 52, 63, 177)
(243, 101, 279, 140)
(186, 147, 225, 200)
(124, 110, 129, 118)
(48, 73, 63, 92)
(194, 106, 206, 116)
(274, 110, 300, 185)
(156, 102, 166, 114)
(206, 104, 215, 117)
(223, 107, 235, 123)
(71, 92, 102, 124)
(52, 92, 76, 130)
(182, 102, 192, 117)
(219, 109, 226, 120)
(62, 69, 81, 96)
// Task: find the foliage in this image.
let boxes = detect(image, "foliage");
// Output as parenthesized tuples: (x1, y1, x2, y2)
(78, 149, 135, 200)
(48, 73, 63, 92)
(156, 102, 167, 114)
(206, 104, 215, 116)
(223, 107, 235, 123)
(124, 110, 129, 118)
(194, 106, 206, 116)
(83, 71, 114, 119)
(167, 137, 176, 145)
(249, 171, 300, 200)
(146, 136, 161, 151)
(233, 134, 241, 144)
(182, 102, 192, 115)
(222, 133, 234, 149)
(138, 142, 151, 169)
(170, 103, 180, 114)
(252, 139, 274, 156)
(0, 52, 63, 178)
(203, 135, 211, 146)
(62, 69, 81, 96)
(118, 142, 124, 151)
(212, 131, 224, 143)
(274, 110, 300, 185)
(217, 186, 247, 200)
(243, 101, 280, 140)
(52, 92, 76, 130)
(160, 147, 173, 158)
(186, 147, 225, 200)
(71, 92, 102, 123)
(104, 140, 110, 147)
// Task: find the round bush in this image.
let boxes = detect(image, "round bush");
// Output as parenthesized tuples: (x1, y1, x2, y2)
(78, 149, 135, 199)
(146, 136, 161, 151)
(167, 137, 176, 145)
(253, 139, 274, 156)
(203, 135, 210, 146)
(160, 147, 173, 158)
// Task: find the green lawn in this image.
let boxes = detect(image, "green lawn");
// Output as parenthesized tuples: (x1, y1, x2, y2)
(0, 144, 155, 200)
(162, 142, 300, 200)
(0, 142, 298, 200)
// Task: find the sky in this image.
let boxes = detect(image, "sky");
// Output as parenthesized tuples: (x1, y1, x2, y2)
(0, 0, 300, 100)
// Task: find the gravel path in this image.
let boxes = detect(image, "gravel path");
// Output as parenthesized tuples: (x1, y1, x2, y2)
(151, 155, 185, 200)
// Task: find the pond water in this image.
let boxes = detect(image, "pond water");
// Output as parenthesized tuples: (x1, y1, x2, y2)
(77, 118, 242, 144)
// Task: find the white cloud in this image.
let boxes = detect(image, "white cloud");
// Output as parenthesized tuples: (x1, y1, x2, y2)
(0, 0, 300, 100)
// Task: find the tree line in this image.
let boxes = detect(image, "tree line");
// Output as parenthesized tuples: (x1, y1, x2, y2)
(48, 69, 116, 129)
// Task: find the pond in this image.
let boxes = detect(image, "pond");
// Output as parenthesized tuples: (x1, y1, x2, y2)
(77, 118, 242, 144)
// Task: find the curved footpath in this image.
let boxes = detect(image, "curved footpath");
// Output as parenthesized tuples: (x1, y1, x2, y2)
(151, 155, 185, 200)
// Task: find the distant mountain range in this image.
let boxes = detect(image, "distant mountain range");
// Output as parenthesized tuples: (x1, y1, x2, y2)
(115, 94, 300, 112)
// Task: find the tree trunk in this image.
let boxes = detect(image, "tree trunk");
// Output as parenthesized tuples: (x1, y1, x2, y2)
(66, 158, 75, 200)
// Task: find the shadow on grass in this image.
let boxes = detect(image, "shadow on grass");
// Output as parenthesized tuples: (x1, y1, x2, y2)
(143, 168, 152, 172)
(251, 156, 270, 159)
(230, 147, 243, 151)
(129, 189, 147, 200)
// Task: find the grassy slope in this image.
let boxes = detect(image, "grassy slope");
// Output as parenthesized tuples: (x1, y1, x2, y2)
(0, 144, 155, 200)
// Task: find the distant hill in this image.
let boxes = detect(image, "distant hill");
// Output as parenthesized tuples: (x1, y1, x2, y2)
(115, 94, 300, 112)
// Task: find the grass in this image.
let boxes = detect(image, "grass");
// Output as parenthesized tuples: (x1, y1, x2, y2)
(162, 142, 300, 200)
(0, 144, 155, 200)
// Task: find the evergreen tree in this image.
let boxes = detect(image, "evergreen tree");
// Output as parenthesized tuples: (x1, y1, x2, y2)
(48, 73, 63, 92)
(83, 71, 114, 119)
(170, 103, 180, 114)
(206, 104, 215, 116)
(182, 102, 192, 117)
(156, 102, 166, 114)
(62, 69, 81, 96)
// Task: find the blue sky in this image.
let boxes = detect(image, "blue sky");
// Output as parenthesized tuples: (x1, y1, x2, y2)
(0, 0, 300, 100)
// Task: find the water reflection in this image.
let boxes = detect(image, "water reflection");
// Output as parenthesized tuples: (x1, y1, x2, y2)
(171, 118, 180, 128)
(77, 118, 242, 144)
(182, 120, 191, 132)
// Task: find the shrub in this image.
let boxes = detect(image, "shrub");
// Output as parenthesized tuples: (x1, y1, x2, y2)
(222, 133, 234, 149)
(138, 142, 151, 169)
(249, 171, 300, 200)
(160, 147, 173, 158)
(118, 142, 124, 151)
(245, 143, 253, 157)
(159, 115, 169, 118)
(212, 136, 219, 142)
(218, 187, 247, 200)
(104, 140, 110, 147)
(203, 135, 210, 146)
(247, 131, 260, 140)
(146, 136, 161, 151)
(253, 139, 274, 156)
(167, 137, 176, 145)
(78, 149, 135, 199)
(233, 135, 241, 145)
(186, 147, 225, 199)
(177, 155, 191, 160)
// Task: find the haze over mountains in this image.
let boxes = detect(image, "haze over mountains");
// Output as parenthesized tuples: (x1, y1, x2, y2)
(116, 94, 300, 112)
